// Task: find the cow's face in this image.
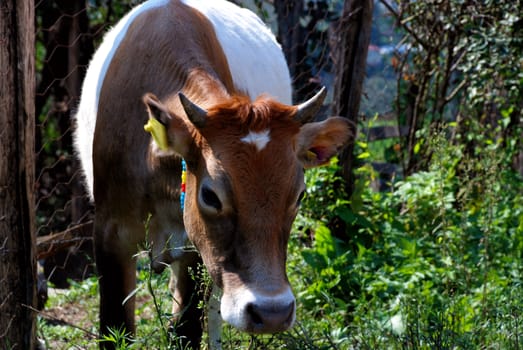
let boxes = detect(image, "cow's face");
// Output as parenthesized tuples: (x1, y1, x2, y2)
(143, 89, 353, 334)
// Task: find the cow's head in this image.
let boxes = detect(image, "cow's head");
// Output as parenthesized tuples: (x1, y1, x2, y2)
(143, 88, 353, 334)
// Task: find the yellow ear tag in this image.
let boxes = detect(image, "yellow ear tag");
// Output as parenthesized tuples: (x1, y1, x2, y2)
(144, 118, 169, 151)
(305, 150, 317, 162)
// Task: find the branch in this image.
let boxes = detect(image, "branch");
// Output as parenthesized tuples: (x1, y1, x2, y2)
(36, 221, 93, 260)
(22, 304, 98, 339)
(445, 79, 468, 104)
(378, 0, 431, 51)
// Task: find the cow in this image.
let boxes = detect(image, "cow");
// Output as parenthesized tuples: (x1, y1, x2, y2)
(73, 0, 353, 348)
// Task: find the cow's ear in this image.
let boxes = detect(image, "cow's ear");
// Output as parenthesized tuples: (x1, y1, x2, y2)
(143, 93, 192, 157)
(296, 117, 354, 168)
(143, 93, 171, 150)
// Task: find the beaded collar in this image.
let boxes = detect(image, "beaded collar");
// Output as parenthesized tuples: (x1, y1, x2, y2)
(180, 159, 187, 211)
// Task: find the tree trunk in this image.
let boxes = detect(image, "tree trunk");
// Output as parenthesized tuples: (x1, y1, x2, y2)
(332, 0, 373, 195)
(0, 0, 37, 348)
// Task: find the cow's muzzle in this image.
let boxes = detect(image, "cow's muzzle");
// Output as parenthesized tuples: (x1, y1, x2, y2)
(220, 286, 296, 334)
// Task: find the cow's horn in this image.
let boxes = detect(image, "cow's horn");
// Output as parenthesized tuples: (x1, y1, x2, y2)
(294, 87, 327, 124)
(179, 92, 207, 128)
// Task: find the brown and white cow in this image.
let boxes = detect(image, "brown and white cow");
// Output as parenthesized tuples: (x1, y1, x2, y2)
(74, 0, 353, 348)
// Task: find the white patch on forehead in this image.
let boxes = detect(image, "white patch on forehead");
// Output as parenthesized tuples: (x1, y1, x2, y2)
(241, 130, 271, 151)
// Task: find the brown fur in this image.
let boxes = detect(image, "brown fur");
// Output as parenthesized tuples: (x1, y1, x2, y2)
(182, 97, 302, 289)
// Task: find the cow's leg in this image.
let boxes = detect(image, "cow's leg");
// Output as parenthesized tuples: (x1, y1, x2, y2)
(94, 220, 137, 349)
(169, 252, 204, 349)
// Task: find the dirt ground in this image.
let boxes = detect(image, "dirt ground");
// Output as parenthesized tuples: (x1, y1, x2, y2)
(38, 287, 155, 349)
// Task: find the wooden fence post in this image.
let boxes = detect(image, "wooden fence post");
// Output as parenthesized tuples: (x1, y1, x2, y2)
(0, 0, 37, 348)
(332, 0, 373, 195)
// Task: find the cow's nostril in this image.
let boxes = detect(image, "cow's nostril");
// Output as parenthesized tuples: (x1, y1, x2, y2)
(284, 302, 294, 323)
(246, 303, 264, 325)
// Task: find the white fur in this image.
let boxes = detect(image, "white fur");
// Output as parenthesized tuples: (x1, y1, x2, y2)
(181, 0, 292, 104)
(220, 285, 296, 331)
(74, 0, 292, 199)
(240, 129, 271, 151)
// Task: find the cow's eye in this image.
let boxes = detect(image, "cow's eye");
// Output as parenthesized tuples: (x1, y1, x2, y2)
(201, 185, 222, 211)
(297, 190, 306, 207)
